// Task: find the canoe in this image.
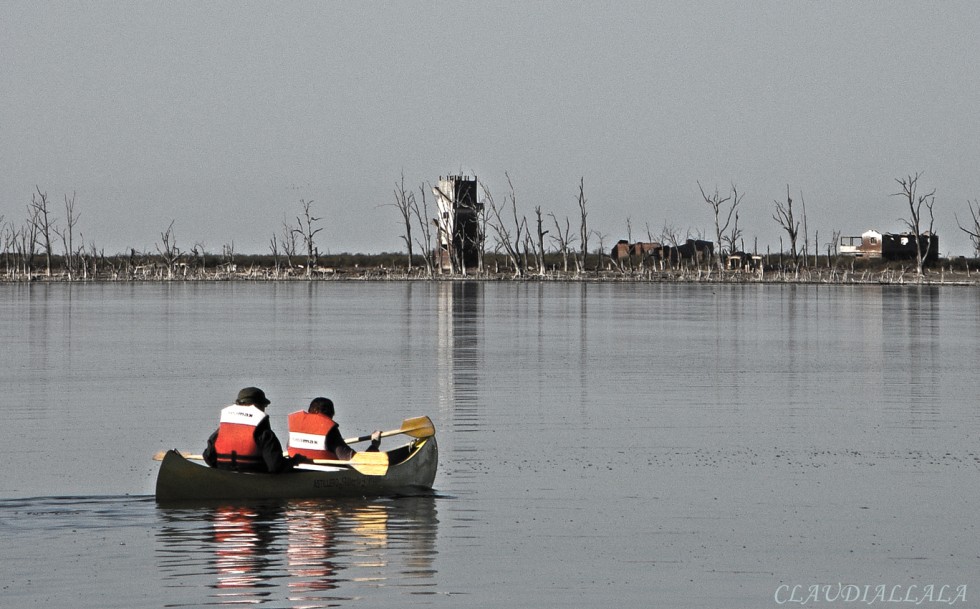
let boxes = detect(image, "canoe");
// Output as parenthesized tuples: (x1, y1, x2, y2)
(155, 436, 437, 503)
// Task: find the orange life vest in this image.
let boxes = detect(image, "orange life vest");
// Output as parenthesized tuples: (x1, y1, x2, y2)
(287, 411, 338, 460)
(214, 404, 268, 470)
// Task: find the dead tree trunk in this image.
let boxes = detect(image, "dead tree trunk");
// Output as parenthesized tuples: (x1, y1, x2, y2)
(393, 173, 415, 272)
(892, 172, 936, 277)
(697, 181, 741, 272)
(156, 220, 180, 279)
(293, 199, 323, 278)
(772, 185, 800, 264)
(548, 213, 575, 274)
(955, 199, 980, 257)
(577, 178, 589, 274)
(30, 186, 56, 277)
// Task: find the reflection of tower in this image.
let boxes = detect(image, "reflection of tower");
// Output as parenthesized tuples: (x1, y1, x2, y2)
(437, 282, 482, 431)
(432, 176, 483, 274)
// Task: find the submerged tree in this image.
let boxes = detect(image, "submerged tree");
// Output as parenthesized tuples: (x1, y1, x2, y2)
(29, 186, 56, 277)
(293, 199, 323, 277)
(698, 181, 743, 271)
(547, 212, 575, 274)
(483, 175, 524, 277)
(955, 199, 980, 258)
(412, 184, 435, 277)
(53, 192, 80, 280)
(772, 185, 801, 264)
(533, 206, 548, 276)
(392, 172, 416, 272)
(156, 220, 181, 279)
(576, 178, 589, 274)
(892, 172, 935, 277)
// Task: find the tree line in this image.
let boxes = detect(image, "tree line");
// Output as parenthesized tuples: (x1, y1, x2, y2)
(4, 171, 980, 282)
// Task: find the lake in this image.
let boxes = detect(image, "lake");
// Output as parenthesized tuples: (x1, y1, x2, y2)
(1, 281, 977, 608)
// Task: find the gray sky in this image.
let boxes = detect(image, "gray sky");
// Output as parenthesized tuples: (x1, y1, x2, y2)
(3, 2, 979, 257)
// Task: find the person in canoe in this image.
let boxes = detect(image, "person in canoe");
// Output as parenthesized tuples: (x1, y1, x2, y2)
(286, 397, 381, 461)
(203, 386, 306, 472)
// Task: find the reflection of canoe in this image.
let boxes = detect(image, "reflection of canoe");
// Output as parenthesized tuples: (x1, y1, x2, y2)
(155, 437, 437, 503)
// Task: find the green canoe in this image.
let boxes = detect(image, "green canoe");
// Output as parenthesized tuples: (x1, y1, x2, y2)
(155, 437, 437, 503)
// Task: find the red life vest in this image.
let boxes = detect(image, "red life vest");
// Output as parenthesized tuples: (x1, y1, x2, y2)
(287, 411, 338, 460)
(214, 404, 268, 470)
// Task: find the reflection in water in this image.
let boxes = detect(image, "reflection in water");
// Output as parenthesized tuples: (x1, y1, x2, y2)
(881, 286, 942, 427)
(437, 282, 482, 429)
(211, 504, 281, 599)
(285, 504, 340, 594)
(156, 497, 438, 607)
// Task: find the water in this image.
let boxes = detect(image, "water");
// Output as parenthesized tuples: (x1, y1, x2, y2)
(1, 281, 978, 608)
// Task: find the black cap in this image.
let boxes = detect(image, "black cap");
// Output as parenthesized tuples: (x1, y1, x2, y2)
(236, 386, 271, 406)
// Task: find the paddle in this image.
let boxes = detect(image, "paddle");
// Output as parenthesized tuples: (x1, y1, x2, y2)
(152, 450, 389, 476)
(343, 416, 435, 444)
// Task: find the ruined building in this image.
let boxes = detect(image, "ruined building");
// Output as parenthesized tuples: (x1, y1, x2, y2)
(432, 175, 483, 273)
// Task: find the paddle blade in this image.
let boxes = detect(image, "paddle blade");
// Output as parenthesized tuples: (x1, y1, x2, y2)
(311, 451, 389, 476)
(398, 416, 435, 439)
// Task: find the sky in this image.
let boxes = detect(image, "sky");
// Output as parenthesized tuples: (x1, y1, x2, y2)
(2, 2, 980, 257)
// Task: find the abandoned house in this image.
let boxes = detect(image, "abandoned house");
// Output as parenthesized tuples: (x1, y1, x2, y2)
(611, 239, 714, 265)
(839, 230, 939, 261)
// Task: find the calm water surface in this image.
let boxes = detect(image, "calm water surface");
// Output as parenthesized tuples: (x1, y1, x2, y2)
(1, 281, 978, 608)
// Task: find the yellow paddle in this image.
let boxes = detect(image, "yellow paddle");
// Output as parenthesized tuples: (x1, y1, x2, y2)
(152, 450, 389, 476)
(343, 416, 435, 444)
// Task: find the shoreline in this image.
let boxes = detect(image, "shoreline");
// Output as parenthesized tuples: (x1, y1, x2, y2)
(3, 267, 980, 286)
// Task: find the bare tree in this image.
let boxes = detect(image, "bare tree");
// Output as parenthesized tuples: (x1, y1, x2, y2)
(191, 241, 207, 275)
(413, 184, 436, 277)
(292, 199, 323, 277)
(722, 204, 742, 258)
(54, 192, 80, 280)
(392, 173, 415, 271)
(280, 219, 298, 271)
(576, 177, 589, 274)
(534, 206, 548, 276)
(800, 191, 810, 264)
(268, 234, 282, 277)
(594, 232, 611, 271)
(156, 220, 181, 279)
(507, 175, 529, 276)
(616, 217, 634, 273)
(21, 205, 41, 277)
(222, 242, 236, 274)
(772, 185, 800, 264)
(660, 222, 683, 270)
(29, 186, 57, 277)
(0, 218, 9, 277)
(955, 199, 980, 258)
(698, 181, 743, 271)
(87, 240, 101, 279)
(482, 177, 524, 277)
(547, 213, 575, 274)
(892, 172, 936, 277)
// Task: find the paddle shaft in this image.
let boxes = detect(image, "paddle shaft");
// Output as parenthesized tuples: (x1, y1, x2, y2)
(344, 429, 403, 444)
(344, 416, 435, 444)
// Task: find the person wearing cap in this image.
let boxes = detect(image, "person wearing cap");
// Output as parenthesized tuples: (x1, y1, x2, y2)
(203, 387, 305, 473)
(286, 397, 382, 462)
